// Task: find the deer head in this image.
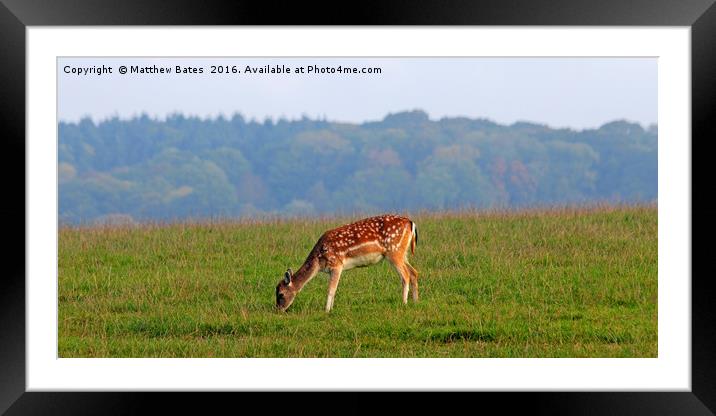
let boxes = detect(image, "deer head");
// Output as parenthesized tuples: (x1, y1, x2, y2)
(275, 268, 297, 311)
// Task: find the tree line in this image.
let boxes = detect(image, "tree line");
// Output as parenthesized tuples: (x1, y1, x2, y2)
(58, 110, 657, 224)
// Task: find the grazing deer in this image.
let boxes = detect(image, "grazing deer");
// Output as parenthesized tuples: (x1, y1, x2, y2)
(275, 214, 419, 312)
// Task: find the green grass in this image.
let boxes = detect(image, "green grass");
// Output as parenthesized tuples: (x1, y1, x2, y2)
(58, 205, 657, 357)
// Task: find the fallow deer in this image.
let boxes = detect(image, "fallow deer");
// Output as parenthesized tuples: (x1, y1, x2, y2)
(275, 214, 419, 312)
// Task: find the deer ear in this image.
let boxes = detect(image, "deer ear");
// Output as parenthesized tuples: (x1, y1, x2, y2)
(284, 269, 292, 284)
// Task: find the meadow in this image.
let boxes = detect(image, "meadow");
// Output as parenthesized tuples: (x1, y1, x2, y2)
(58, 205, 657, 358)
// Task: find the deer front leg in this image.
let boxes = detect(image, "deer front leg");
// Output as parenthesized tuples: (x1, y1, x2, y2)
(326, 266, 343, 312)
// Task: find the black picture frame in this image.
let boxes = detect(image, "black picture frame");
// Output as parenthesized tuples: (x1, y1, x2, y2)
(1, 0, 710, 414)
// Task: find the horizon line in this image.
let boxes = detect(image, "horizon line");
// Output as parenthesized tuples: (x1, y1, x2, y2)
(58, 109, 658, 133)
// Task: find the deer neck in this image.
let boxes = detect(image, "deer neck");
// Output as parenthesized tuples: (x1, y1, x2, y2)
(290, 255, 321, 292)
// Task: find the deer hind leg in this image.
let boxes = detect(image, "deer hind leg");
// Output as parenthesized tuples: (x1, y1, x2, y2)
(387, 255, 411, 304)
(406, 262, 419, 302)
(326, 266, 343, 312)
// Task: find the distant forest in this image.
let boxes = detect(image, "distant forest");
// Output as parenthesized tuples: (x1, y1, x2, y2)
(58, 110, 657, 224)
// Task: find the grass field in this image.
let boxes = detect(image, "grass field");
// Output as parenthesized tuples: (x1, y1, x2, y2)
(58, 205, 657, 358)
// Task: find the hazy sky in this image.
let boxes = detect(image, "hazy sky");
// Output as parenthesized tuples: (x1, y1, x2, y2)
(58, 57, 657, 130)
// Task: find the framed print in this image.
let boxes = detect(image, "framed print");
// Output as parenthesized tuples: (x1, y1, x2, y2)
(3, 0, 712, 413)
